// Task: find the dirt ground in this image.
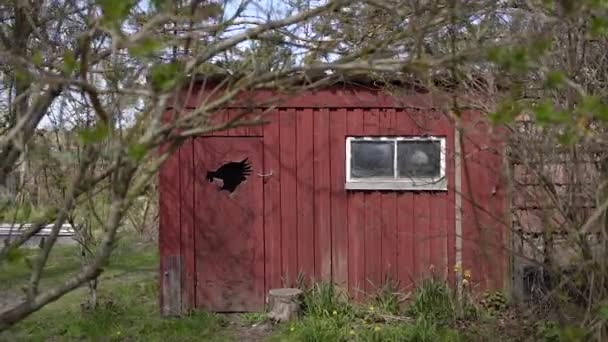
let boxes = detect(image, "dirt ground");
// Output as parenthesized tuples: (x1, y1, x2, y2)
(224, 313, 275, 342)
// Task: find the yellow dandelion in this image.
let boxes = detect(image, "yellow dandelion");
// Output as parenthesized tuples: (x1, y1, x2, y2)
(374, 326, 381, 332)
(290, 326, 295, 332)
(332, 310, 338, 315)
(350, 330, 356, 335)
(368, 306, 375, 311)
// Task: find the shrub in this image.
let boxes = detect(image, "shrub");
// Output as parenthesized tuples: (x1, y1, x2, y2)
(479, 291, 508, 316)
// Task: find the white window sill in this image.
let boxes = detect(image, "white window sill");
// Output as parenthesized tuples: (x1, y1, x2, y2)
(345, 178, 447, 191)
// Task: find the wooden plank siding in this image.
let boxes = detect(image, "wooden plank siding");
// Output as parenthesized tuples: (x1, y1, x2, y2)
(394, 110, 417, 291)
(159, 108, 183, 316)
(380, 109, 398, 285)
(330, 108, 349, 290)
(313, 108, 332, 282)
(279, 109, 299, 287)
(159, 142, 182, 316)
(192, 137, 265, 311)
(263, 111, 282, 294)
(363, 109, 383, 294)
(179, 139, 195, 313)
(346, 108, 366, 300)
(460, 111, 508, 290)
(296, 108, 315, 284)
(159, 86, 508, 313)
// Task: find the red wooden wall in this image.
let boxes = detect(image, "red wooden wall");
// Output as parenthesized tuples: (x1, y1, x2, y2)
(159, 84, 508, 314)
(459, 111, 508, 292)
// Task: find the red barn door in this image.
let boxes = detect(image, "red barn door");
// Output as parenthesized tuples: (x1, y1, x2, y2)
(193, 137, 264, 312)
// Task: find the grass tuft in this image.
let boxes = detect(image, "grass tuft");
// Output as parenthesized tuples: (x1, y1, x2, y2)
(301, 282, 352, 318)
(270, 280, 464, 342)
(371, 277, 403, 315)
(272, 314, 462, 342)
(408, 278, 456, 323)
(240, 312, 268, 326)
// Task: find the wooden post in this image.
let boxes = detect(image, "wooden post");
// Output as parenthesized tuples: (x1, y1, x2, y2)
(161, 255, 182, 316)
(267, 288, 303, 323)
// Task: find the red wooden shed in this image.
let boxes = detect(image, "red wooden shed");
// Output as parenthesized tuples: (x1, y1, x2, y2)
(159, 76, 508, 315)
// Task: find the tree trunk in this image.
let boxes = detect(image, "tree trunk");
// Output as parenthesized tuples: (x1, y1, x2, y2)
(267, 288, 303, 323)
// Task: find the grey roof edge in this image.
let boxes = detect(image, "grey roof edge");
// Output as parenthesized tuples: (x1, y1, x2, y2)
(188, 70, 498, 94)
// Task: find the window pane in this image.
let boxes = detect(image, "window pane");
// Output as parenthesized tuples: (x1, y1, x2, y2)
(397, 141, 441, 178)
(351, 141, 394, 178)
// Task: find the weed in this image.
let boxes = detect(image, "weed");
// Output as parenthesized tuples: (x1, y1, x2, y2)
(301, 282, 352, 318)
(480, 291, 508, 316)
(271, 314, 462, 342)
(409, 278, 456, 323)
(295, 271, 307, 290)
(371, 277, 404, 315)
(241, 312, 268, 326)
(533, 320, 588, 342)
(276, 316, 351, 342)
(272, 280, 465, 342)
(356, 317, 462, 342)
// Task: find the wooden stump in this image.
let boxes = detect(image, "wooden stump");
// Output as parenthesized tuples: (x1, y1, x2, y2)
(267, 288, 303, 323)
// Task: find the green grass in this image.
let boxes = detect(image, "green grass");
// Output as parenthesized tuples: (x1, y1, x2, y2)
(2, 241, 518, 342)
(240, 312, 269, 326)
(408, 278, 457, 323)
(301, 282, 354, 318)
(272, 316, 462, 342)
(0, 245, 83, 291)
(370, 278, 403, 315)
(0, 204, 53, 223)
(0, 239, 231, 342)
(5, 276, 229, 342)
(0, 236, 157, 292)
(268, 282, 464, 342)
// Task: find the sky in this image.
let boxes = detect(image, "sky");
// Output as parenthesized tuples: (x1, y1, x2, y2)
(37, 0, 307, 129)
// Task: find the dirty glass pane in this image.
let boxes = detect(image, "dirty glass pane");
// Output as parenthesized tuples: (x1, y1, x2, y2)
(397, 141, 441, 179)
(350, 141, 394, 178)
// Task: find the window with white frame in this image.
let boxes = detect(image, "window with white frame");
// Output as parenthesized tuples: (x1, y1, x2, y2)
(345, 136, 447, 191)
